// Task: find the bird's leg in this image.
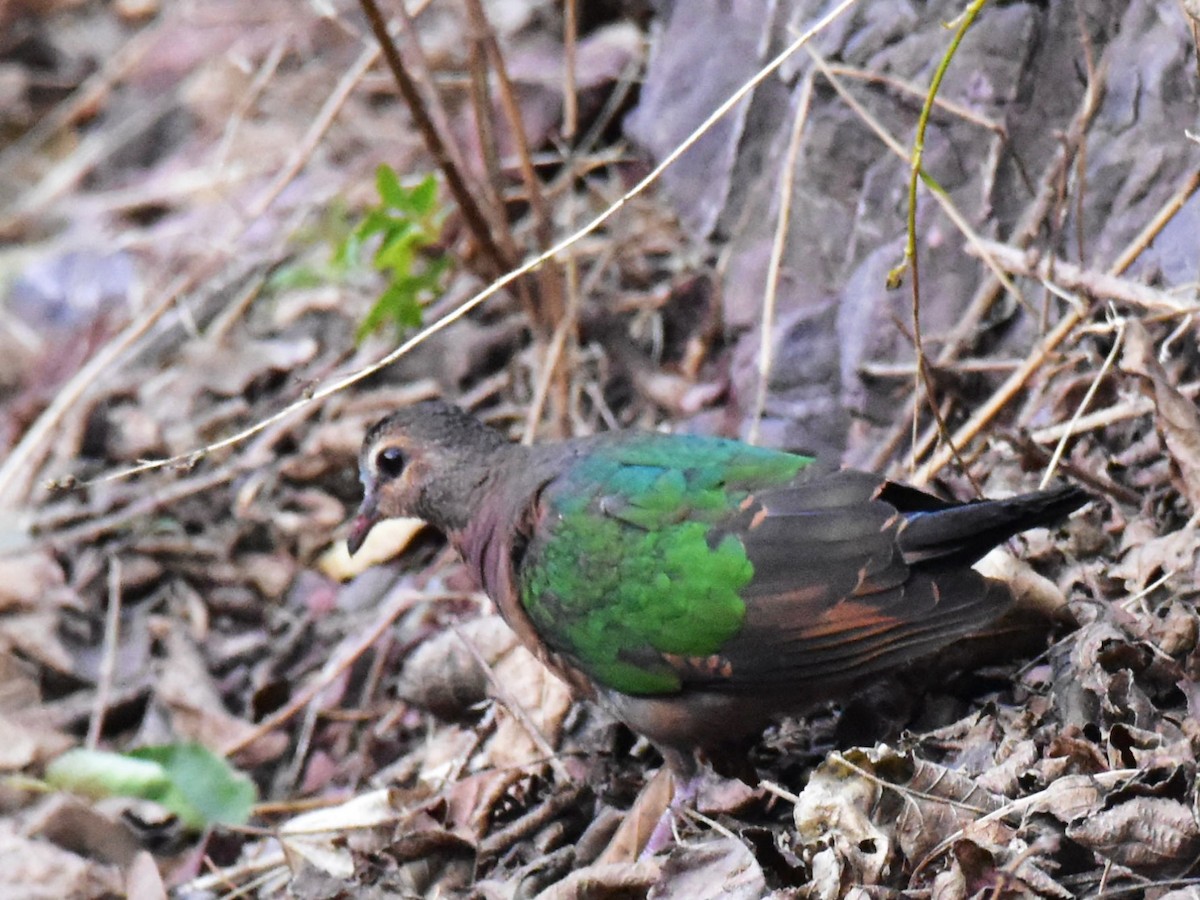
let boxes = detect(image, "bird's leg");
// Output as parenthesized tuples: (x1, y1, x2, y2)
(640, 749, 702, 858)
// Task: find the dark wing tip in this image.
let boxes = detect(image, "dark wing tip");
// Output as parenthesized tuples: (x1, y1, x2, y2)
(1019, 482, 1092, 526)
(897, 481, 1091, 569)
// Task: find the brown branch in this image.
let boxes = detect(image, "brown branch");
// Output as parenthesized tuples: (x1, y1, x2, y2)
(964, 239, 1200, 315)
(358, 0, 512, 279)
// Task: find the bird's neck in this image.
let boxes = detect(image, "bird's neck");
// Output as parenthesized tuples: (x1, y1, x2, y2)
(442, 442, 562, 596)
(412, 447, 508, 534)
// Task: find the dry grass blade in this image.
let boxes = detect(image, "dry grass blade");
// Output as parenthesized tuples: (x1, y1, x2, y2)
(747, 68, 814, 446)
(1040, 312, 1124, 488)
(85, 557, 123, 750)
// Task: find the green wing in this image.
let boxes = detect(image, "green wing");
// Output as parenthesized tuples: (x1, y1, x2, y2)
(517, 433, 811, 695)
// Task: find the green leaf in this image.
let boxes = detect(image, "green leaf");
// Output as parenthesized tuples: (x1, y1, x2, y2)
(408, 175, 439, 216)
(374, 228, 418, 271)
(354, 208, 398, 241)
(382, 281, 424, 328)
(46, 743, 256, 830)
(268, 264, 324, 291)
(355, 296, 391, 342)
(375, 164, 407, 209)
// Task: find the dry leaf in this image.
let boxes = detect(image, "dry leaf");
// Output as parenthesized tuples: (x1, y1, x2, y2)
(153, 626, 269, 755)
(0, 712, 73, 771)
(26, 795, 144, 868)
(597, 766, 673, 864)
(1067, 796, 1200, 871)
(124, 852, 167, 900)
(651, 838, 766, 900)
(793, 745, 1009, 885)
(533, 860, 661, 900)
(975, 548, 1072, 622)
(0, 821, 122, 898)
(1121, 319, 1200, 510)
(1110, 525, 1200, 594)
(481, 645, 573, 773)
(0, 552, 75, 613)
(396, 614, 519, 720)
(279, 788, 401, 878)
(319, 517, 427, 580)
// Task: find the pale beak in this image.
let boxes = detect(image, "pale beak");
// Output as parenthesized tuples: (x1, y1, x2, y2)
(346, 492, 379, 556)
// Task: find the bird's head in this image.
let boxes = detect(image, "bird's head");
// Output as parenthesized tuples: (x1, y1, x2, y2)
(347, 400, 509, 555)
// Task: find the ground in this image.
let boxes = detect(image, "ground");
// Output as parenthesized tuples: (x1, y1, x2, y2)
(1, 0, 1199, 896)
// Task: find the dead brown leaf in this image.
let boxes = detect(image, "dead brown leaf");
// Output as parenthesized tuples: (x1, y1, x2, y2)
(1022, 773, 1105, 823)
(153, 623, 274, 756)
(596, 765, 672, 864)
(0, 821, 122, 899)
(1121, 319, 1200, 510)
(1111, 525, 1200, 595)
(0, 611, 76, 676)
(25, 795, 144, 868)
(124, 851, 167, 900)
(0, 552, 76, 613)
(651, 838, 766, 900)
(0, 712, 73, 771)
(481, 644, 573, 773)
(395, 613, 519, 721)
(795, 745, 1007, 879)
(1066, 795, 1200, 872)
(533, 859, 661, 900)
(791, 749, 894, 887)
(279, 788, 403, 879)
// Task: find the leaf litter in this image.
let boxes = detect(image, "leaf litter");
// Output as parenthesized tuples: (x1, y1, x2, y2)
(1, 0, 1199, 897)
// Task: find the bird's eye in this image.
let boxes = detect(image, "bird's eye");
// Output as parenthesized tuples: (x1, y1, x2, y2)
(375, 446, 406, 478)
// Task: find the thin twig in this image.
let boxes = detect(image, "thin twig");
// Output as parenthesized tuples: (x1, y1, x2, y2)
(562, 0, 579, 142)
(806, 48, 1026, 313)
(392, 0, 482, 210)
(246, 40, 379, 224)
(1040, 312, 1124, 488)
(748, 68, 814, 446)
(462, 0, 569, 425)
(0, 271, 179, 508)
(821, 63, 1004, 135)
(914, 169, 1200, 483)
(868, 59, 1108, 472)
(966, 239, 1200, 316)
(524, 311, 575, 443)
(899, 0, 988, 488)
(1029, 382, 1200, 444)
(463, 12, 517, 251)
(0, 37, 376, 507)
(213, 37, 288, 172)
(0, 24, 159, 178)
(86, 556, 123, 750)
(450, 623, 571, 782)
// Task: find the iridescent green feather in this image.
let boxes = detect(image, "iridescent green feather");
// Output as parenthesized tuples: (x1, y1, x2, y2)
(519, 434, 812, 694)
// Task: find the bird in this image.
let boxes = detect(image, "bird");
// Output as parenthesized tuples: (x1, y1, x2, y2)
(347, 401, 1087, 831)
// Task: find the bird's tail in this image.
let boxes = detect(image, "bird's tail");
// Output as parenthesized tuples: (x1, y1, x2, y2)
(891, 483, 1090, 569)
